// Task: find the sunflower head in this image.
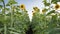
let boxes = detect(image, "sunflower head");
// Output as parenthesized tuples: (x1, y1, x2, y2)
(20, 4, 25, 10)
(55, 4, 60, 10)
(42, 9, 46, 14)
(33, 7, 39, 11)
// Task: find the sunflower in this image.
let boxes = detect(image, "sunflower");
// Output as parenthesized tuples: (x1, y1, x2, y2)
(33, 7, 39, 11)
(55, 4, 60, 10)
(42, 9, 46, 14)
(20, 4, 25, 10)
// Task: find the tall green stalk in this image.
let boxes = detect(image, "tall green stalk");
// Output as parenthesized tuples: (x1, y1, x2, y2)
(4, 23, 7, 34)
(2, 0, 7, 34)
(11, 5, 13, 28)
(10, 5, 14, 34)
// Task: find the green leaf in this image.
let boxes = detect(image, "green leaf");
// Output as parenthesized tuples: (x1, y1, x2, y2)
(5, 8, 10, 11)
(6, 13, 11, 16)
(44, 3, 50, 6)
(0, 5, 2, 8)
(0, 28, 3, 33)
(51, 0, 60, 4)
(8, 28, 21, 33)
(0, 0, 3, 2)
(12, 1, 17, 4)
(6, 0, 17, 6)
(46, 10, 55, 15)
(43, 0, 50, 6)
(6, 3, 10, 6)
(49, 28, 60, 34)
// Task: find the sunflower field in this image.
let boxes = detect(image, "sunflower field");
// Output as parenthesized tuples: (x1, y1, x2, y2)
(0, 0, 60, 34)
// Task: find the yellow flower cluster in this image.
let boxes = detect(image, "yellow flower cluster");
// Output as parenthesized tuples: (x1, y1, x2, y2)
(19, 4, 60, 16)
(32, 7, 39, 16)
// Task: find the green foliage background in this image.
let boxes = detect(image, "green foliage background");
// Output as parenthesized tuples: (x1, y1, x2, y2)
(0, 0, 60, 34)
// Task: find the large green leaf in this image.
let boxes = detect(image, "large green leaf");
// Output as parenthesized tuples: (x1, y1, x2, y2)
(46, 10, 55, 15)
(6, 0, 17, 6)
(51, 0, 60, 4)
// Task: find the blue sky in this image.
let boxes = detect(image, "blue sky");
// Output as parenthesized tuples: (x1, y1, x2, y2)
(4, 0, 44, 12)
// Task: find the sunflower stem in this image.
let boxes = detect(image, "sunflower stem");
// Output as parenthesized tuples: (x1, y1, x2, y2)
(2, 0, 7, 34)
(4, 23, 7, 34)
(11, 5, 13, 28)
